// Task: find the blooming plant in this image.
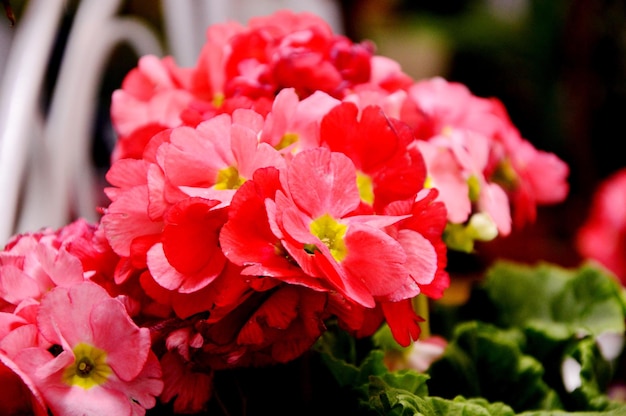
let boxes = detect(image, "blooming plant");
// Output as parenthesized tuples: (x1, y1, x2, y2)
(0, 9, 624, 416)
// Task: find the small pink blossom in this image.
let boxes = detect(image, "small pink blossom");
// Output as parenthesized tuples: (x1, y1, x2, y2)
(0, 230, 86, 311)
(13, 282, 163, 415)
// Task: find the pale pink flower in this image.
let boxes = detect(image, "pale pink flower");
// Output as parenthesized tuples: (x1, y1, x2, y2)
(13, 282, 162, 415)
(0, 310, 48, 415)
(156, 109, 285, 206)
(404, 76, 568, 232)
(260, 88, 340, 154)
(384, 335, 447, 373)
(0, 232, 85, 311)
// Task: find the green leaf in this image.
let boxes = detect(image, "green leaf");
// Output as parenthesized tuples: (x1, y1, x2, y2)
(427, 321, 562, 412)
(560, 337, 613, 411)
(427, 261, 626, 413)
(482, 261, 626, 341)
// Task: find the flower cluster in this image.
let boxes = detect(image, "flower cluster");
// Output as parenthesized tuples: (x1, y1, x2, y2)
(0, 10, 568, 415)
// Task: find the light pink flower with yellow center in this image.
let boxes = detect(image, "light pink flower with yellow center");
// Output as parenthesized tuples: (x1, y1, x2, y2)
(13, 282, 163, 415)
(156, 109, 286, 207)
(260, 87, 339, 154)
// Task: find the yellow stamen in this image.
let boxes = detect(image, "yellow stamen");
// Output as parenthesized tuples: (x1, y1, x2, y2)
(214, 166, 246, 190)
(276, 132, 299, 150)
(356, 171, 374, 205)
(467, 174, 481, 202)
(308, 213, 348, 262)
(62, 343, 111, 389)
(212, 93, 225, 108)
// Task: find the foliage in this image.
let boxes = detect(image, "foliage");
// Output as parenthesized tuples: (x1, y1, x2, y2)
(315, 261, 626, 415)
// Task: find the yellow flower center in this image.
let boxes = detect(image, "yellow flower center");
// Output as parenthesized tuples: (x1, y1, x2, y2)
(62, 343, 111, 389)
(214, 166, 246, 190)
(467, 174, 481, 202)
(356, 171, 374, 205)
(304, 213, 348, 262)
(491, 158, 519, 191)
(276, 132, 299, 150)
(424, 175, 434, 189)
(212, 93, 225, 108)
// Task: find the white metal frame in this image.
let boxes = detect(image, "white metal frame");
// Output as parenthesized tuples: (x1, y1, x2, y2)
(0, 0, 342, 244)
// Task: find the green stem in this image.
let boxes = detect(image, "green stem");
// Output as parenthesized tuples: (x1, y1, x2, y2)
(413, 295, 430, 340)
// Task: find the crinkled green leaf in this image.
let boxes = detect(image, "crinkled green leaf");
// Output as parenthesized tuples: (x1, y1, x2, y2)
(519, 406, 626, 416)
(426, 261, 626, 414)
(368, 375, 516, 416)
(482, 261, 626, 341)
(427, 321, 562, 412)
(561, 337, 613, 411)
(317, 262, 626, 414)
(428, 396, 516, 416)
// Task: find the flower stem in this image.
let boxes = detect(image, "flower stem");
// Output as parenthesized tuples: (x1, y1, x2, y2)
(413, 294, 430, 340)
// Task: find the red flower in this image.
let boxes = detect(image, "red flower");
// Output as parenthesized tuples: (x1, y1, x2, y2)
(319, 102, 426, 211)
(577, 168, 626, 284)
(222, 146, 445, 349)
(214, 10, 374, 99)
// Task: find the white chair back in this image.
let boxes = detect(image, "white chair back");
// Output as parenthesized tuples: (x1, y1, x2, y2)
(0, 0, 342, 245)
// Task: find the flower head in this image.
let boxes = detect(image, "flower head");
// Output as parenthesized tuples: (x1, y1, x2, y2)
(13, 282, 162, 415)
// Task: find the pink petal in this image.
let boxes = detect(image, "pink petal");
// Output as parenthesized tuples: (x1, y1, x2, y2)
(479, 182, 512, 236)
(43, 384, 132, 416)
(102, 186, 162, 257)
(343, 225, 416, 301)
(287, 148, 359, 218)
(0, 266, 40, 304)
(90, 299, 151, 381)
(37, 282, 109, 346)
(37, 245, 84, 287)
(397, 229, 437, 286)
(0, 352, 48, 416)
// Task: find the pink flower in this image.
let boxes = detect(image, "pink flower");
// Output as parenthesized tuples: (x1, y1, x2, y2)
(416, 129, 511, 237)
(110, 55, 195, 162)
(0, 229, 86, 311)
(156, 109, 284, 206)
(0, 310, 48, 415)
(13, 282, 163, 415)
(260, 88, 340, 154)
(111, 55, 194, 137)
(401, 76, 568, 248)
(214, 10, 374, 99)
(384, 335, 447, 373)
(103, 110, 287, 295)
(496, 125, 569, 227)
(576, 168, 626, 284)
(272, 147, 418, 307)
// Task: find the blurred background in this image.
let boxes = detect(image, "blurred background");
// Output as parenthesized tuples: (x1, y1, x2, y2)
(0, 0, 624, 275)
